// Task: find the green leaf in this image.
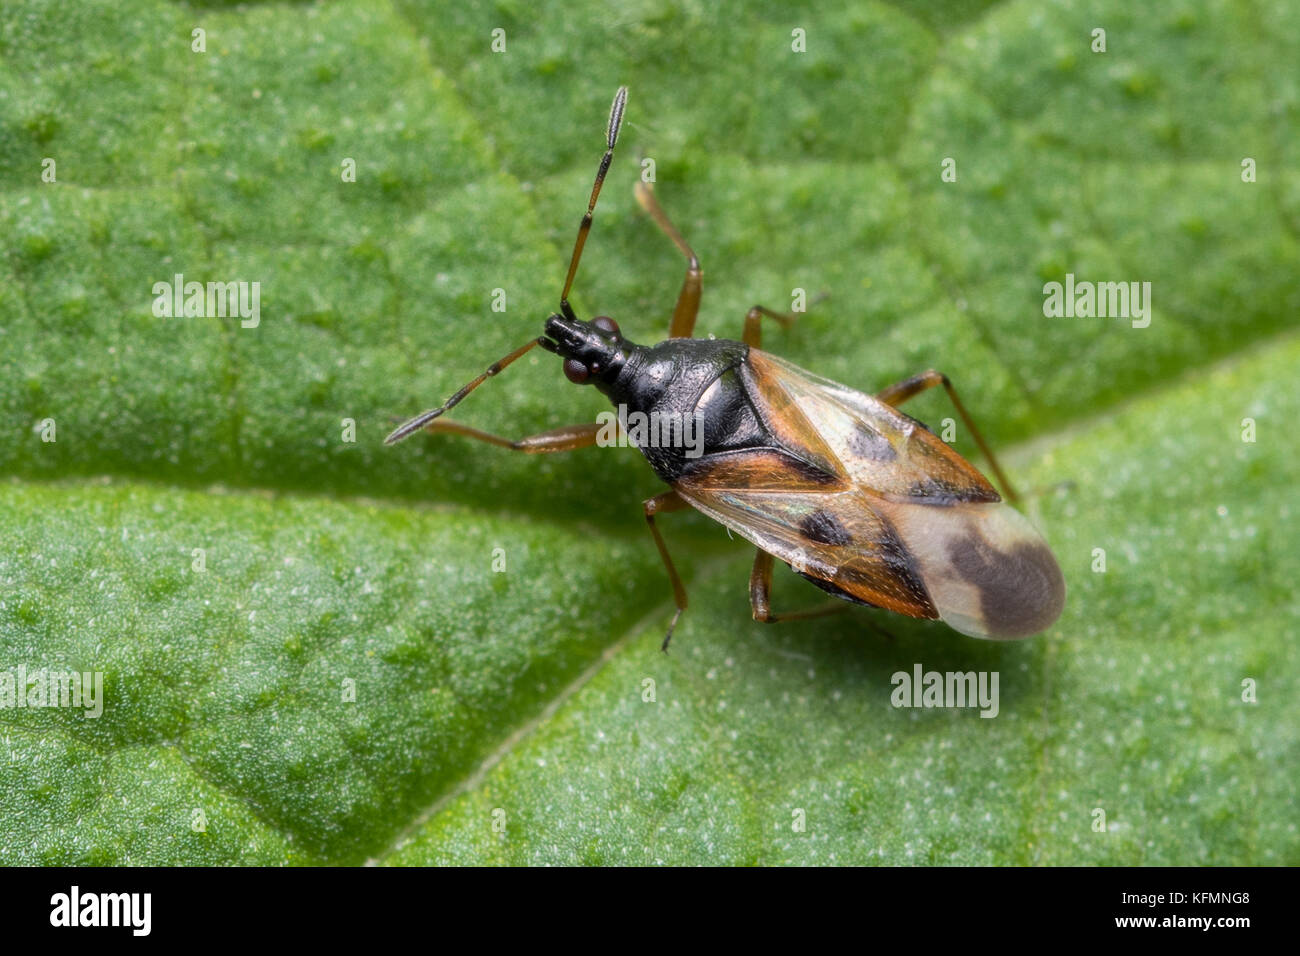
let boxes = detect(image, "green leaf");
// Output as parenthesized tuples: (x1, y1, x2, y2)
(2, 0, 1296, 865)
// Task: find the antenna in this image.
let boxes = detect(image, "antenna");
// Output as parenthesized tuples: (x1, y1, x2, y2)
(558, 86, 628, 320)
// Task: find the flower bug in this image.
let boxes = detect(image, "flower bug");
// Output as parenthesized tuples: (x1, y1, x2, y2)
(387, 87, 1065, 650)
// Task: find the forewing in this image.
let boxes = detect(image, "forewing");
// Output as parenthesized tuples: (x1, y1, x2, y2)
(745, 350, 1000, 505)
(882, 498, 1066, 639)
(671, 349, 1065, 633)
(673, 468, 938, 620)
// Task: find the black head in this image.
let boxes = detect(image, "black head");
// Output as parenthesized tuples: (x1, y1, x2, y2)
(384, 88, 634, 447)
(541, 314, 634, 388)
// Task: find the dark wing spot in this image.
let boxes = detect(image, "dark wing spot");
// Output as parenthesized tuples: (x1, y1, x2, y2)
(793, 569, 878, 608)
(847, 423, 897, 461)
(797, 512, 937, 619)
(946, 534, 1066, 638)
(799, 509, 853, 546)
(779, 452, 844, 487)
(907, 475, 1001, 505)
(848, 516, 936, 615)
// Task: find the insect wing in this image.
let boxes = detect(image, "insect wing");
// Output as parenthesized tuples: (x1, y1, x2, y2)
(883, 496, 1066, 638)
(673, 350, 1065, 638)
(745, 351, 1001, 505)
(674, 477, 940, 620)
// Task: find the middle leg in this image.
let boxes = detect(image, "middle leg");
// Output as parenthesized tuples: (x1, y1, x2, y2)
(749, 549, 852, 624)
(875, 369, 1018, 503)
(741, 305, 798, 349)
(643, 490, 692, 651)
(741, 292, 828, 348)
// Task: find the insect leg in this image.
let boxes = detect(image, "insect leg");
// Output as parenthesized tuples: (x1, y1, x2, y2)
(419, 420, 603, 453)
(874, 369, 1018, 503)
(740, 292, 829, 347)
(643, 490, 691, 651)
(740, 306, 796, 349)
(634, 181, 702, 338)
(385, 337, 547, 445)
(748, 550, 851, 623)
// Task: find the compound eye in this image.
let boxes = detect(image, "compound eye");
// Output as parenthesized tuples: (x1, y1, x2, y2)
(563, 358, 590, 384)
(592, 316, 620, 335)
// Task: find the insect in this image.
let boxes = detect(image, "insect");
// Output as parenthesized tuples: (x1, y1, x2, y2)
(387, 88, 1065, 649)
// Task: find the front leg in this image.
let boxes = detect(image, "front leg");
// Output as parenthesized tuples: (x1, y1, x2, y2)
(419, 419, 604, 453)
(635, 181, 703, 339)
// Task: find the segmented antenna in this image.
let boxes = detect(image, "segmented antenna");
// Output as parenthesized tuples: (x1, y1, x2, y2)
(559, 86, 628, 316)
